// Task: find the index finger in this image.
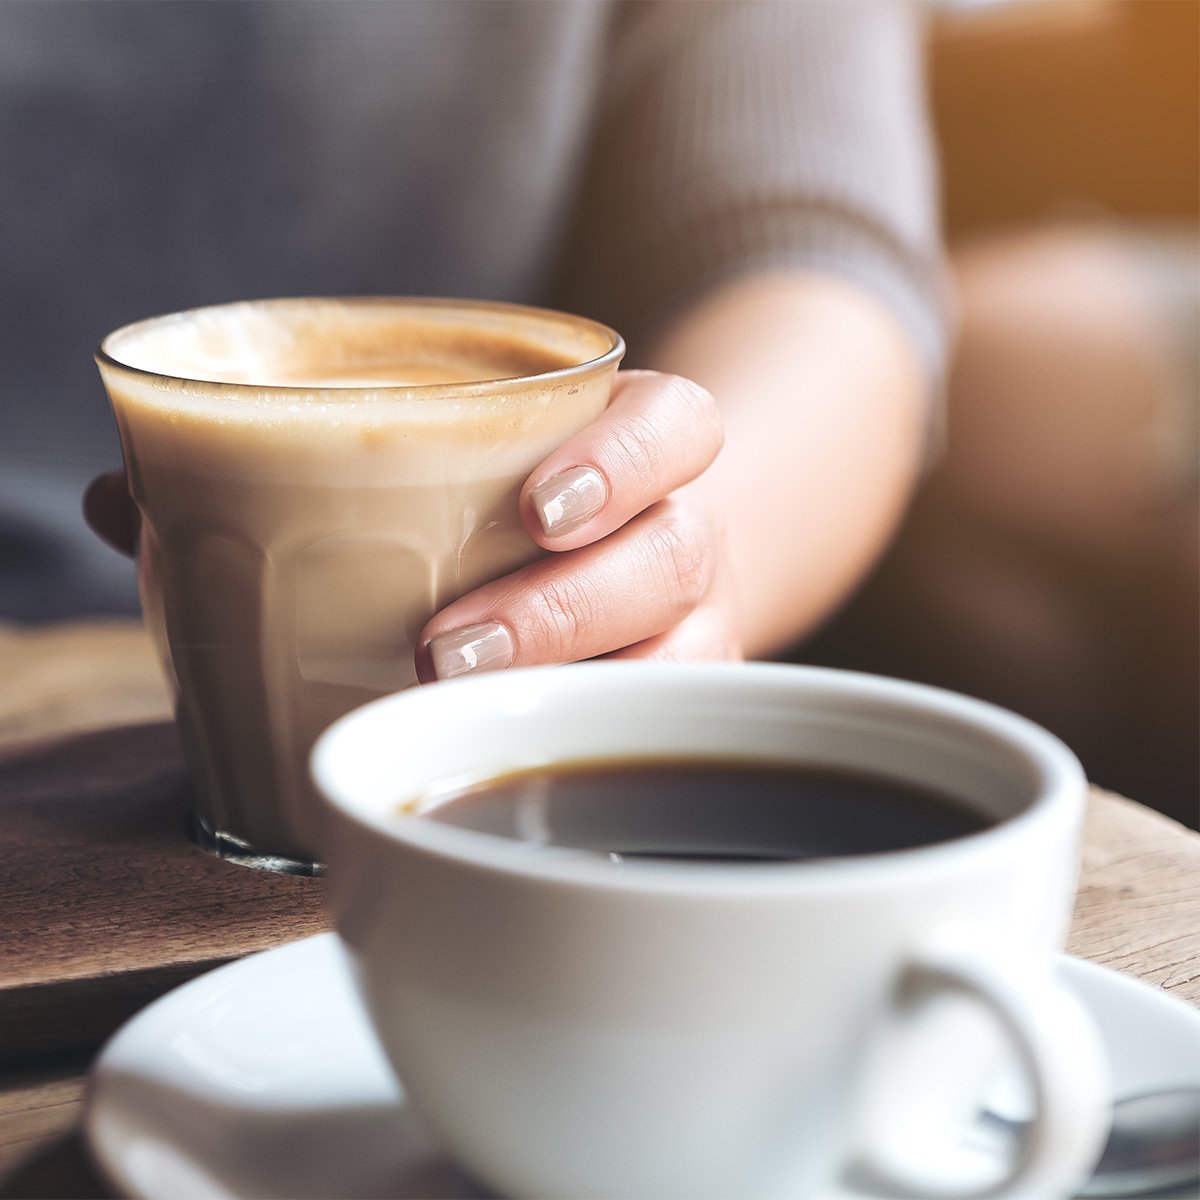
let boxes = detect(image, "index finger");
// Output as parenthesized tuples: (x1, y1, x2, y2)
(521, 369, 723, 551)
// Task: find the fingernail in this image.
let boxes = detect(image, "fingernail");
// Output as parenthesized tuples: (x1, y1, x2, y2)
(428, 622, 515, 680)
(530, 466, 607, 538)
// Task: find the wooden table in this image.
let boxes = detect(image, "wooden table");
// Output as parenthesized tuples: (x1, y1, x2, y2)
(1, 618, 1197, 1199)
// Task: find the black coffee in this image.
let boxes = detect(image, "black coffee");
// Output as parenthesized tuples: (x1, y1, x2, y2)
(416, 757, 990, 863)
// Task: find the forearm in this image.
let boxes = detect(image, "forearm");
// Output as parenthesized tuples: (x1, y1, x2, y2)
(645, 270, 928, 659)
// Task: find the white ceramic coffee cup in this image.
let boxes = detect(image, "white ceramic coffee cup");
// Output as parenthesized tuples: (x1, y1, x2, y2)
(313, 662, 1110, 1200)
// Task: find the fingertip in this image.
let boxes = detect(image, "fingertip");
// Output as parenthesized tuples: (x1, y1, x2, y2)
(415, 620, 516, 684)
(83, 470, 139, 557)
(528, 465, 609, 541)
(413, 637, 437, 685)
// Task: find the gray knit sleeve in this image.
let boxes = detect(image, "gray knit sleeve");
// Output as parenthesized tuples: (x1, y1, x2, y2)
(554, 0, 946, 383)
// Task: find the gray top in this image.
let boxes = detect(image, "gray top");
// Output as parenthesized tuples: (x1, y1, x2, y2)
(0, 0, 943, 620)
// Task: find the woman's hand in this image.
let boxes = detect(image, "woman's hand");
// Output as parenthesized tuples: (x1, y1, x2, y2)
(416, 369, 738, 680)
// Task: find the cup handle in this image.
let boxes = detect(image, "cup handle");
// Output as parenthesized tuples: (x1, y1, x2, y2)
(850, 943, 1111, 1200)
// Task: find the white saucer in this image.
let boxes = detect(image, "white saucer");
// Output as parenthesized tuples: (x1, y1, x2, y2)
(83, 933, 1200, 1200)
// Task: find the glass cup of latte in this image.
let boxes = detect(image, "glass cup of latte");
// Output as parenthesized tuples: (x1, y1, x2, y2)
(96, 297, 623, 873)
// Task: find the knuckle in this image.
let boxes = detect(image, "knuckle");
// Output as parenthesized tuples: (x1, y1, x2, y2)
(642, 505, 715, 612)
(666, 372, 716, 420)
(517, 573, 600, 660)
(600, 373, 722, 496)
(605, 409, 669, 484)
(665, 374, 722, 448)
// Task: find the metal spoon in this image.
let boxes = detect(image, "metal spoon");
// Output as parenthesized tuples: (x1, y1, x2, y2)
(979, 1085, 1200, 1197)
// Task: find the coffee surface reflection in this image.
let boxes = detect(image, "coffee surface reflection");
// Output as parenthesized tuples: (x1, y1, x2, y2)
(416, 757, 991, 863)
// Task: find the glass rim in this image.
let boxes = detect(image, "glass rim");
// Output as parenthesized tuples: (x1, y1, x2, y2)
(95, 295, 625, 398)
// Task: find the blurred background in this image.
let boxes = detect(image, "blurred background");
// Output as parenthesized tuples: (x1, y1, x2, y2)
(807, 0, 1199, 827)
(1, 0, 1195, 826)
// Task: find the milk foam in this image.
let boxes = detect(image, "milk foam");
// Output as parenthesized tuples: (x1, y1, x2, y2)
(104, 298, 597, 390)
(100, 298, 620, 485)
